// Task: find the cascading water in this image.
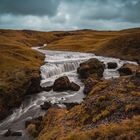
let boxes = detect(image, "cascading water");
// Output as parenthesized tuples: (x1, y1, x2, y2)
(0, 46, 137, 140)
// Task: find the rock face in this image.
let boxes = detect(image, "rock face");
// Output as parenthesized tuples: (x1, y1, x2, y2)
(77, 58, 105, 79)
(118, 64, 140, 76)
(26, 77, 42, 94)
(53, 76, 80, 92)
(40, 101, 52, 110)
(107, 62, 118, 69)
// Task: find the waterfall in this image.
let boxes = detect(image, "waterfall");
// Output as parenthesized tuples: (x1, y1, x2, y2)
(41, 61, 83, 79)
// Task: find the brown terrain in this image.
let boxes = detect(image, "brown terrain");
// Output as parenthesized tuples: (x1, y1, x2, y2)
(0, 28, 140, 139)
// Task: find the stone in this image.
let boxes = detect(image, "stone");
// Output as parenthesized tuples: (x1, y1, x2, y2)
(118, 64, 140, 76)
(77, 58, 105, 79)
(70, 82, 80, 91)
(53, 76, 71, 92)
(40, 101, 52, 110)
(107, 62, 118, 69)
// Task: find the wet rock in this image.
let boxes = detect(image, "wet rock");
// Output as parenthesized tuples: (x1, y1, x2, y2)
(26, 77, 42, 94)
(53, 76, 70, 92)
(107, 62, 118, 69)
(77, 58, 105, 79)
(4, 129, 22, 137)
(4, 129, 12, 137)
(11, 131, 22, 136)
(64, 102, 79, 110)
(70, 82, 80, 91)
(118, 64, 140, 76)
(53, 76, 80, 92)
(42, 85, 53, 92)
(40, 101, 52, 110)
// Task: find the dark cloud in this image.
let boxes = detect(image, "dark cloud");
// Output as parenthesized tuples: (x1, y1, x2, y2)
(0, 0, 140, 30)
(0, 0, 60, 16)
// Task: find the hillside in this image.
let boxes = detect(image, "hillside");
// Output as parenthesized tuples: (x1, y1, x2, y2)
(0, 28, 140, 131)
(46, 28, 140, 61)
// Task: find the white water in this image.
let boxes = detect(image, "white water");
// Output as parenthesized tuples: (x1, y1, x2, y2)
(0, 46, 137, 140)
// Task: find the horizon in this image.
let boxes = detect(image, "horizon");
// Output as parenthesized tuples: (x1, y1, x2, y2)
(0, 0, 140, 31)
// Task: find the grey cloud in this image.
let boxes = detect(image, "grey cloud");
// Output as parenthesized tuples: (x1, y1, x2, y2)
(0, 0, 140, 31)
(0, 0, 60, 16)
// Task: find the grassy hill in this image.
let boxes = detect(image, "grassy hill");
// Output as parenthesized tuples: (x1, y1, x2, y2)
(0, 28, 140, 121)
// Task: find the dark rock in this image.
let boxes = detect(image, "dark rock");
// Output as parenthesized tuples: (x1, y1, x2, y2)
(77, 58, 105, 79)
(70, 82, 80, 91)
(4, 129, 22, 137)
(40, 101, 52, 110)
(4, 129, 12, 137)
(11, 131, 22, 136)
(26, 77, 42, 94)
(53, 76, 81, 92)
(53, 76, 71, 92)
(107, 62, 118, 69)
(118, 64, 139, 76)
(64, 102, 79, 110)
(42, 86, 53, 92)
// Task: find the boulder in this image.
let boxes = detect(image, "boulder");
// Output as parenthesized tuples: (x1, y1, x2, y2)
(26, 77, 42, 94)
(4, 129, 22, 137)
(4, 129, 12, 137)
(70, 82, 80, 91)
(53, 76, 70, 92)
(77, 58, 105, 79)
(107, 62, 118, 69)
(118, 64, 140, 76)
(40, 101, 52, 110)
(53, 76, 80, 92)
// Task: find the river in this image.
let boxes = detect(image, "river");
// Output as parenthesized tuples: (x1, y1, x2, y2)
(0, 46, 137, 140)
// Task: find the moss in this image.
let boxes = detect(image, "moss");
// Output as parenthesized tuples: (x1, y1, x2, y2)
(64, 116, 140, 140)
(127, 83, 136, 89)
(97, 95, 108, 102)
(92, 110, 110, 123)
(81, 113, 90, 124)
(130, 91, 140, 96)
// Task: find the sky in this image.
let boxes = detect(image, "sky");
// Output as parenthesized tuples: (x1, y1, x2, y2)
(0, 0, 140, 31)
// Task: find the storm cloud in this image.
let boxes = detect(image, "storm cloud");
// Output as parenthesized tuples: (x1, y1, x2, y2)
(0, 0, 140, 30)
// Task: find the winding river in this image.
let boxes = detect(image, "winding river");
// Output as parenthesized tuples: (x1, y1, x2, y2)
(0, 46, 137, 140)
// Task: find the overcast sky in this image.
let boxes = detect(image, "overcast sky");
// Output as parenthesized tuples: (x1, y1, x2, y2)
(0, 0, 140, 31)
